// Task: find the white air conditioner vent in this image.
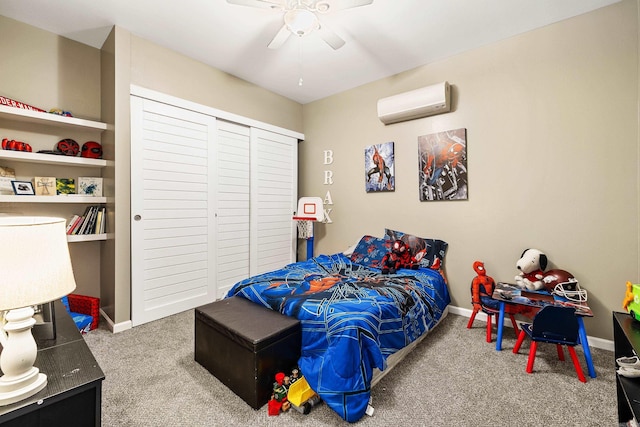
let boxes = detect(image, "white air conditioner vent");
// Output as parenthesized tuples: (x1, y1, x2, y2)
(377, 82, 451, 125)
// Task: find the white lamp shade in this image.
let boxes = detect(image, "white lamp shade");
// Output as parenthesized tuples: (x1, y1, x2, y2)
(0, 217, 76, 310)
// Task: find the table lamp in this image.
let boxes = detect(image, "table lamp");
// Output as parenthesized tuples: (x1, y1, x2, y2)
(0, 217, 76, 406)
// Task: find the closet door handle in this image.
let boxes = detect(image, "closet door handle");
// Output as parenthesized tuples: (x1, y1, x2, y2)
(134, 215, 142, 221)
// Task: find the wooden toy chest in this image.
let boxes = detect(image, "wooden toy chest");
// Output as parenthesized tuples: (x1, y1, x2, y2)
(194, 297, 301, 409)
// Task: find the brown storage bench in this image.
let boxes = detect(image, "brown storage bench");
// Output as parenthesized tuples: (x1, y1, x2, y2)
(194, 296, 301, 409)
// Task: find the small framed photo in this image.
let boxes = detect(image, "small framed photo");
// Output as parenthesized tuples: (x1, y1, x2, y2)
(11, 180, 35, 195)
(56, 178, 75, 195)
(34, 177, 57, 196)
(77, 177, 103, 197)
(0, 166, 16, 195)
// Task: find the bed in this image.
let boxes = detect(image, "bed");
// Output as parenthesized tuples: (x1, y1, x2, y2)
(226, 229, 450, 422)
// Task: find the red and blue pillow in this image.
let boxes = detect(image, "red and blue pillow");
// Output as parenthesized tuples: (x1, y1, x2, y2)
(384, 228, 448, 269)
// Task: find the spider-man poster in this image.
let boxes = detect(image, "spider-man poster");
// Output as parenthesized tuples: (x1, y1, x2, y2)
(418, 128, 467, 201)
(365, 141, 394, 192)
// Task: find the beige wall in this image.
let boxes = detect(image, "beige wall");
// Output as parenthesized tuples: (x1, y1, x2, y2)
(129, 35, 303, 134)
(300, 0, 638, 341)
(0, 15, 103, 298)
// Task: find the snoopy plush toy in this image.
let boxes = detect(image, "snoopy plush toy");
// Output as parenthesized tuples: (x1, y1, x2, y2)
(515, 248, 548, 290)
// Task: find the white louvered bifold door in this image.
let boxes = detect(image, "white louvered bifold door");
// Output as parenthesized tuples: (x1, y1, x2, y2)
(131, 97, 216, 326)
(215, 120, 251, 297)
(250, 128, 297, 276)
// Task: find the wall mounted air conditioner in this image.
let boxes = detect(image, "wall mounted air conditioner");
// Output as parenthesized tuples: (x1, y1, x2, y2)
(377, 81, 450, 125)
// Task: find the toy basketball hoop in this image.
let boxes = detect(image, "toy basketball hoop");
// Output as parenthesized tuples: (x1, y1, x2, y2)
(293, 197, 324, 260)
(294, 218, 314, 240)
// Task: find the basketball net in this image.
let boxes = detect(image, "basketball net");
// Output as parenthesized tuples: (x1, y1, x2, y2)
(293, 217, 314, 240)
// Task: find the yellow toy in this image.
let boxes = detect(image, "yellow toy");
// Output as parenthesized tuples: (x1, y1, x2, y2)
(287, 375, 321, 415)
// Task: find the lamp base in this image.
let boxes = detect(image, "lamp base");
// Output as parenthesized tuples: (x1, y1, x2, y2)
(0, 367, 46, 406)
(0, 307, 47, 406)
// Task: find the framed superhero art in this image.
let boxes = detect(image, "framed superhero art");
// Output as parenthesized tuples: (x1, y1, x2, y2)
(365, 142, 394, 193)
(418, 128, 468, 201)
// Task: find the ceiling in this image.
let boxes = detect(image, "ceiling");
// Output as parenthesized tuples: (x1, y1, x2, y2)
(0, 0, 621, 104)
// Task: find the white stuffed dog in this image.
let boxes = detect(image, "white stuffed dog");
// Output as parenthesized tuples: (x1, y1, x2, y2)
(515, 248, 548, 290)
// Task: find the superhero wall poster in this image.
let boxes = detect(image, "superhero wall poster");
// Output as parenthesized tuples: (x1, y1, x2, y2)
(418, 128, 468, 201)
(365, 142, 395, 192)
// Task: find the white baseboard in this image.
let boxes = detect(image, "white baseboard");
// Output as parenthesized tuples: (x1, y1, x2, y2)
(450, 305, 614, 352)
(99, 308, 132, 334)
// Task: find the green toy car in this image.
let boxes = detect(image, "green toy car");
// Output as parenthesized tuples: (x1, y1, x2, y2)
(624, 282, 640, 321)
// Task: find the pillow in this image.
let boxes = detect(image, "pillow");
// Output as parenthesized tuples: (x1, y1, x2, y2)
(350, 235, 392, 269)
(384, 228, 448, 269)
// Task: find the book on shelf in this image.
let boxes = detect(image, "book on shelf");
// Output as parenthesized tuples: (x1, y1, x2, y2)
(71, 206, 90, 235)
(66, 214, 81, 234)
(81, 206, 97, 235)
(98, 206, 106, 234)
(67, 206, 106, 236)
(95, 208, 104, 235)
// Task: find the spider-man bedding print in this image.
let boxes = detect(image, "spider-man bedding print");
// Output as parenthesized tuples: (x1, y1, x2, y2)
(227, 251, 450, 422)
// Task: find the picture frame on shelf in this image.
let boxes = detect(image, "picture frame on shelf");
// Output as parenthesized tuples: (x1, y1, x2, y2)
(11, 180, 35, 195)
(56, 178, 75, 195)
(34, 176, 57, 196)
(77, 177, 103, 197)
(0, 166, 16, 195)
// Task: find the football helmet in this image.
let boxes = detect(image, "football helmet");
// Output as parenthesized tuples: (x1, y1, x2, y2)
(81, 141, 103, 159)
(543, 269, 588, 302)
(56, 138, 79, 156)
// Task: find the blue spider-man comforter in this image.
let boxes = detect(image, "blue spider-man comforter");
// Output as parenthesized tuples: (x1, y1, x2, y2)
(226, 252, 450, 422)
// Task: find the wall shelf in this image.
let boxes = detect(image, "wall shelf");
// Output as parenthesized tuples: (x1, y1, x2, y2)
(0, 150, 107, 167)
(0, 104, 107, 131)
(0, 195, 107, 203)
(67, 233, 107, 243)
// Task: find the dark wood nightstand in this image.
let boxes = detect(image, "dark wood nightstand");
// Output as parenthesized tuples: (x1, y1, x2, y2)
(0, 299, 105, 426)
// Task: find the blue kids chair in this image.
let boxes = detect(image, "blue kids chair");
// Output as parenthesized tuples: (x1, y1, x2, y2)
(512, 305, 586, 382)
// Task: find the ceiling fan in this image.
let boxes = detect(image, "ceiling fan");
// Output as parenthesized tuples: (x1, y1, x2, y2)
(227, 0, 373, 50)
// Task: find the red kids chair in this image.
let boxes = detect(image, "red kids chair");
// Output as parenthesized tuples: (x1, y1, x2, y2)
(467, 261, 520, 342)
(512, 305, 586, 382)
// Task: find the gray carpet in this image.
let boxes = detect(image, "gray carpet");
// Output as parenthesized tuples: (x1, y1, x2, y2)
(84, 311, 618, 426)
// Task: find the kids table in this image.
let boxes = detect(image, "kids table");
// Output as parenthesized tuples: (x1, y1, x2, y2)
(491, 282, 596, 378)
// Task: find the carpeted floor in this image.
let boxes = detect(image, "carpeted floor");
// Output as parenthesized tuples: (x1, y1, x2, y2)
(84, 311, 618, 426)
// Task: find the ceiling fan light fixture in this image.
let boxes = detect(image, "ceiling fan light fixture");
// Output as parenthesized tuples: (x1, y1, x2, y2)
(284, 9, 319, 37)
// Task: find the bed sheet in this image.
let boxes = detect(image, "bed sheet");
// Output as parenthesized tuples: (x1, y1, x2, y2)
(227, 252, 450, 422)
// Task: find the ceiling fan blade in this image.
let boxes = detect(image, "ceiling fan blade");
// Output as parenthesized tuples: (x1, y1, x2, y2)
(331, 0, 374, 11)
(226, 0, 281, 9)
(318, 27, 345, 50)
(268, 24, 292, 49)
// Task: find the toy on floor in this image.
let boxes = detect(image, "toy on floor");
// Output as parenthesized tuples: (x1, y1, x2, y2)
(515, 248, 547, 290)
(381, 240, 418, 274)
(268, 372, 290, 416)
(287, 371, 321, 415)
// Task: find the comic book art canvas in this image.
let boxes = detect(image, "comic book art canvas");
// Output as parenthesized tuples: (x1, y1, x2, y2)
(365, 142, 394, 192)
(418, 128, 467, 201)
